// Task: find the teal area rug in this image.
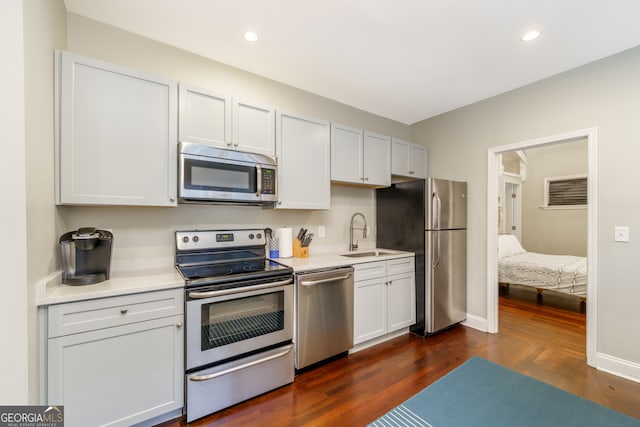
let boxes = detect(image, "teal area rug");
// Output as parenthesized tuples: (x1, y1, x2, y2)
(369, 356, 639, 427)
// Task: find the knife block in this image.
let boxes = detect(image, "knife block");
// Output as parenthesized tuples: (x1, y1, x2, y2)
(293, 238, 309, 258)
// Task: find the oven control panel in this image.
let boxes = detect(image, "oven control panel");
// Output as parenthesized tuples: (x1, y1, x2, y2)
(176, 229, 265, 251)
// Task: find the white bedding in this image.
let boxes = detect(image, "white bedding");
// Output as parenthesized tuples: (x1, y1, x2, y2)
(498, 252, 587, 297)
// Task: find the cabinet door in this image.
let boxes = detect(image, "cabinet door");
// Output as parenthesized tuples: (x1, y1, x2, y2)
(409, 144, 427, 179)
(392, 138, 427, 179)
(56, 51, 177, 206)
(331, 123, 363, 184)
(179, 83, 231, 148)
(386, 272, 416, 332)
(363, 131, 391, 186)
(276, 112, 330, 209)
(391, 138, 410, 177)
(354, 277, 387, 344)
(48, 315, 184, 427)
(232, 98, 275, 155)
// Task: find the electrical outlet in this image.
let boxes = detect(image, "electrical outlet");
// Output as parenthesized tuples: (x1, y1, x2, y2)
(318, 226, 326, 237)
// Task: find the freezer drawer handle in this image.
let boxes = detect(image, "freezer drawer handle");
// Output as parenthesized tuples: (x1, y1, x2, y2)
(188, 346, 293, 382)
(188, 278, 292, 299)
(300, 274, 352, 286)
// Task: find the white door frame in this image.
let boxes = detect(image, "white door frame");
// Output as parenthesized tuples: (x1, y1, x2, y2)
(486, 127, 597, 367)
(499, 174, 523, 240)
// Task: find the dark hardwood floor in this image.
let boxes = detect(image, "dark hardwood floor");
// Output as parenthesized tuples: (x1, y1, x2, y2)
(161, 296, 640, 426)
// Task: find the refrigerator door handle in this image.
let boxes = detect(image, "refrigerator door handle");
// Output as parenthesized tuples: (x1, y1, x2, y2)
(432, 231, 440, 269)
(432, 192, 442, 230)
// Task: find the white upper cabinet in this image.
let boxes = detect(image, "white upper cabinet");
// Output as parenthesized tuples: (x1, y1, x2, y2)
(232, 98, 276, 155)
(391, 137, 427, 179)
(331, 124, 391, 187)
(276, 112, 331, 209)
(178, 84, 231, 148)
(178, 84, 275, 155)
(55, 51, 177, 206)
(363, 131, 392, 187)
(331, 123, 364, 183)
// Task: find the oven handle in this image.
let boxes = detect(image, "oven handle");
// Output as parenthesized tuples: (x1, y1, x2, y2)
(188, 278, 292, 299)
(188, 345, 293, 382)
(299, 273, 352, 286)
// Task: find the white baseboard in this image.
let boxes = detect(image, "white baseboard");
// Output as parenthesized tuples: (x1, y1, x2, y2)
(595, 352, 640, 383)
(461, 313, 488, 333)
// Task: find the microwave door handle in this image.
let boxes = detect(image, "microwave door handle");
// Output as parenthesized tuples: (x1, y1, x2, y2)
(255, 164, 262, 197)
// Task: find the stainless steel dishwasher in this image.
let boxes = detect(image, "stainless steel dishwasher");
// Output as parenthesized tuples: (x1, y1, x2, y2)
(295, 266, 354, 369)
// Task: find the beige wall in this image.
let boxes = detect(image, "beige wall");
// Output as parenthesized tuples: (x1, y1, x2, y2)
(521, 140, 587, 256)
(16, 5, 640, 402)
(411, 46, 640, 365)
(1, 0, 66, 404)
(60, 13, 412, 273)
(1, 0, 28, 403)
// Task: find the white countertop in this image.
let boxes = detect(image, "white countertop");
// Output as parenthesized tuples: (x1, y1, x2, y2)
(272, 248, 414, 272)
(36, 248, 414, 306)
(36, 267, 184, 306)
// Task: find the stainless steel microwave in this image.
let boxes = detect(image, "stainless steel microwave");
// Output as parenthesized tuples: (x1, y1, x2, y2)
(179, 142, 277, 205)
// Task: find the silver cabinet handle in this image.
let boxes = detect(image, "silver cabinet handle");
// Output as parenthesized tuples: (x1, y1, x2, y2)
(120, 308, 128, 314)
(189, 346, 292, 382)
(188, 278, 292, 299)
(176, 322, 183, 329)
(300, 273, 352, 286)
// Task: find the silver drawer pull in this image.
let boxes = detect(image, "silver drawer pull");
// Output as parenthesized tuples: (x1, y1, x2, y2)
(189, 346, 292, 382)
(120, 308, 128, 315)
(300, 274, 351, 286)
(176, 322, 183, 329)
(189, 278, 292, 299)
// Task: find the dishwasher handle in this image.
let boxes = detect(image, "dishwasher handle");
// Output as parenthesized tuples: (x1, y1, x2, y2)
(300, 273, 352, 286)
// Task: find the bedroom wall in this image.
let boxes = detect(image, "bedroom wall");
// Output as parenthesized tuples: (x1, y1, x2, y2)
(410, 45, 640, 371)
(521, 140, 588, 256)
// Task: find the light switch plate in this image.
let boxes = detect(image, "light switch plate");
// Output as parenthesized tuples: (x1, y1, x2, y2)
(318, 226, 326, 238)
(614, 226, 630, 242)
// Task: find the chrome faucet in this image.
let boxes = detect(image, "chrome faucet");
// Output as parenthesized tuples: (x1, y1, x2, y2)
(349, 212, 368, 251)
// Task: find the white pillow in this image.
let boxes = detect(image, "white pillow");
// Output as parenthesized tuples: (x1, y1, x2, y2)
(498, 234, 526, 258)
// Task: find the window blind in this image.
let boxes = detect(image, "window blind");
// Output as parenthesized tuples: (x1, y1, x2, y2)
(548, 177, 587, 206)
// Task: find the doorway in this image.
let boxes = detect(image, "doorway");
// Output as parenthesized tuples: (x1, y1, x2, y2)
(486, 128, 598, 367)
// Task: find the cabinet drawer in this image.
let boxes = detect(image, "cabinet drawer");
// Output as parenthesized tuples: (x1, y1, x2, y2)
(354, 261, 387, 282)
(387, 256, 415, 275)
(48, 288, 184, 338)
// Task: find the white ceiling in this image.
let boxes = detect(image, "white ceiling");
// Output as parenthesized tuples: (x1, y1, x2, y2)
(64, 0, 640, 125)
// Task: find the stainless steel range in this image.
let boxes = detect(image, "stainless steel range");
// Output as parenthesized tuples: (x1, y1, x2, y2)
(175, 229, 294, 423)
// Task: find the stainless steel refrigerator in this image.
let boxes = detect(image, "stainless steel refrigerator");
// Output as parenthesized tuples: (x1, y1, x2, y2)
(376, 178, 467, 335)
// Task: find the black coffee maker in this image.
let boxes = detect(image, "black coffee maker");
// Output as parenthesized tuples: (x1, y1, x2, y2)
(60, 227, 113, 285)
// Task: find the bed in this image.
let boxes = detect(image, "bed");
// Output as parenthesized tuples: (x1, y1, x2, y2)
(498, 235, 587, 300)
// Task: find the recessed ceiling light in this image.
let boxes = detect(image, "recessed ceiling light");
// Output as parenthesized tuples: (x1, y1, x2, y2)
(243, 31, 258, 42)
(521, 30, 540, 42)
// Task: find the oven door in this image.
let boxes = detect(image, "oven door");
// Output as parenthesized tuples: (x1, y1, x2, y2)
(186, 277, 293, 371)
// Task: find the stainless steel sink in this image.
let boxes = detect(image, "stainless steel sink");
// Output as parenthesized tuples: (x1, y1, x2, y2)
(341, 250, 392, 258)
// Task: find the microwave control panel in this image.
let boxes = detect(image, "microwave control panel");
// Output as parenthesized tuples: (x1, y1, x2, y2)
(261, 168, 276, 194)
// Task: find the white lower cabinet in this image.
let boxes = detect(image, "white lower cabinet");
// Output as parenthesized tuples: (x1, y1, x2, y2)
(45, 289, 184, 427)
(353, 257, 416, 345)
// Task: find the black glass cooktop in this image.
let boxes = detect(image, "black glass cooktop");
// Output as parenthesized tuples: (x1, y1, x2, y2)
(177, 259, 292, 286)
